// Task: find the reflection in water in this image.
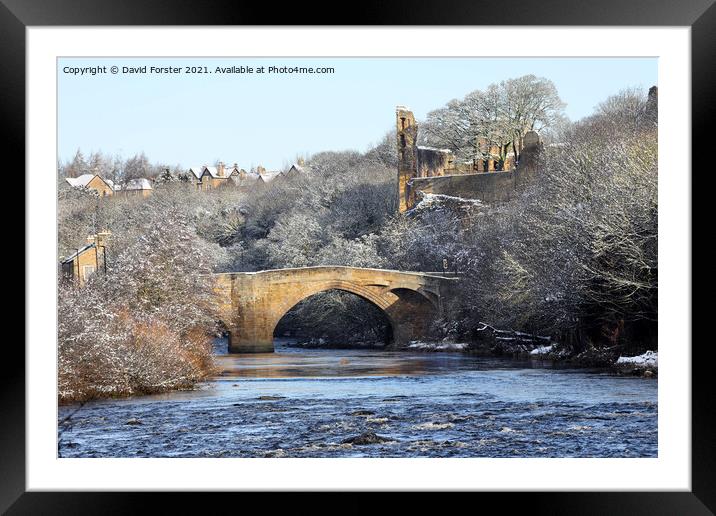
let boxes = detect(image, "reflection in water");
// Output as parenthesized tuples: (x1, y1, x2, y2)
(58, 338, 658, 458)
(218, 348, 435, 379)
(216, 339, 533, 379)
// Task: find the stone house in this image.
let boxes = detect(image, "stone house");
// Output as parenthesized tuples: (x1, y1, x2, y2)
(233, 167, 262, 190)
(188, 162, 244, 190)
(64, 173, 114, 197)
(60, 231, 111, 287)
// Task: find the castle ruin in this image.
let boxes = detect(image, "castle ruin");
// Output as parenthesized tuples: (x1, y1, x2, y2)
(396, 106, 541, 212)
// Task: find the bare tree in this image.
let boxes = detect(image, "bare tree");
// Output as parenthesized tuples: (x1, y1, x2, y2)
(420, 75, 566, 167)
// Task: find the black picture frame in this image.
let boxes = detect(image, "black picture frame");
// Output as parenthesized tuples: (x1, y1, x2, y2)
(6, 0, 712, 510)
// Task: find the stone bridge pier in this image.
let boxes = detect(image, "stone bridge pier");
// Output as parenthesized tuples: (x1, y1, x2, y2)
(213, 266, 458, 353)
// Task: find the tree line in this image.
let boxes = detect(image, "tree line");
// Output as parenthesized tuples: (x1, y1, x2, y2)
(58, 149, 182, 184)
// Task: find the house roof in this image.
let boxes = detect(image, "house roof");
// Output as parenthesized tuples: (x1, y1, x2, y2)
(202, 166, 221, 178)
(117, 178, 153, 190)
(190, 165, 241, 180)
(258, 171, 283, 182)
(238, 170, 261, 180)
(65, 174, 99, 188)
(188, 164, 290, 182)
(287, 163, 312, 175)
(61, 243, 95, 264)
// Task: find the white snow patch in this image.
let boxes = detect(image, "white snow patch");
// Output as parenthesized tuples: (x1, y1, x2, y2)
(407, 341, 468, 351)
(615, 351, 658, 370)
(417, 145, 453, 154)
(530, 345, 553, 356)
(413, 192, 485, 210)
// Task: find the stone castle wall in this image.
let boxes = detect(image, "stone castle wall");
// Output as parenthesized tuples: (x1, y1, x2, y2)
(410, 170, 519, 203)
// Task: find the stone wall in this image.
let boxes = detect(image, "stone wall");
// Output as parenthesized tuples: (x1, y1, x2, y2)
(409, 170, 520, 204)
(407, 136, 540, 205)
(416, 146, 454, 177)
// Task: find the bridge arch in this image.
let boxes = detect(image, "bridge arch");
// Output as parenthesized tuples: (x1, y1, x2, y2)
(264, 280, 437, 343)
(273, 286, 395, 345)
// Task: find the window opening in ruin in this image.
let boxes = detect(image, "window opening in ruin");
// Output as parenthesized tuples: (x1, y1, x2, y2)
(400, 134, 406, 148)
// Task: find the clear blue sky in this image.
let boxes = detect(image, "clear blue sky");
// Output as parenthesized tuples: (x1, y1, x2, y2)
(58, 57, 657, 170)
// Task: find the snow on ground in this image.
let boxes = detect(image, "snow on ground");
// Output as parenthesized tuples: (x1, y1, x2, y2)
(406, 341, 469, 351)
(615, 351, 658, 370)
(530, 345, 554, 356)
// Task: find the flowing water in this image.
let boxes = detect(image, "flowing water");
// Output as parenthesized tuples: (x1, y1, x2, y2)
(58, 338, 657, 458)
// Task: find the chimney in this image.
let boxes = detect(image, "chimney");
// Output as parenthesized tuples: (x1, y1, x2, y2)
(96, 230, 111, 249)
(218, 161, 225, 177)
(86, 230, 111, 248)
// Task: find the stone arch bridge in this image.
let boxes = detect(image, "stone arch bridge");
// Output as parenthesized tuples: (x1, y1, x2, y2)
(213, 266, 459, 353)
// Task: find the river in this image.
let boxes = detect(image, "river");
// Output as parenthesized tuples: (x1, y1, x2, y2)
(57, 338, 657, 458)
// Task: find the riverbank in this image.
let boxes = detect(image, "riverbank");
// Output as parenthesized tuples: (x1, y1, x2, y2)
(289, 335, 657, 378)
(58, 334, 218, 405)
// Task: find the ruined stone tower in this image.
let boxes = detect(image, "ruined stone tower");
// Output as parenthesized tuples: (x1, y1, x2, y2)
(396, 106, 418, 213)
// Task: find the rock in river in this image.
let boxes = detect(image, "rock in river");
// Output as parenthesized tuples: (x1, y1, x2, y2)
(350, 410, 375, 417)
(341, 432, 391, 445)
